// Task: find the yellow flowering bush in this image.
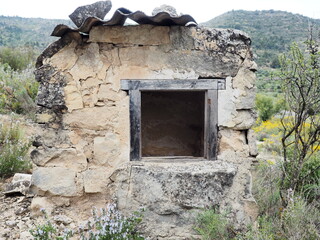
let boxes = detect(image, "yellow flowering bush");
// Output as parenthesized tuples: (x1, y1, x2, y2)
(253, 117, 283, 154)
(254, 116, 320, 156)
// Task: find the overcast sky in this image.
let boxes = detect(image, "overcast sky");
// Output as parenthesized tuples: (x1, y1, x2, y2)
(1, 0, 320, 23)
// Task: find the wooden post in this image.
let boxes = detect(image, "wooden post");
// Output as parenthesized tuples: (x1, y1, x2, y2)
(206, 90, 218, 160)
(129, 90, 141, 161)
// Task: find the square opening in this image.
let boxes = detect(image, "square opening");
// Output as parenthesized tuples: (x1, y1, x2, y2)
(121, 79, 224, 161)
(141, 91, 205, 157)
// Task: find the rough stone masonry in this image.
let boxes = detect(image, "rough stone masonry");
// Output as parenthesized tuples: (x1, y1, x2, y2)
(30, 3, 258, 239)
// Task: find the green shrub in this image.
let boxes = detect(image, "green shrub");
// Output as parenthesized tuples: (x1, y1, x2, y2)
(236, 197, 320, 240)
(0, 64, 38, 115)
(236, 216, 281, 240)
(295, 153, 320, 203)
(280, 145, 320, 203)
(0, 123, 31, 178)
(194, 208, 233, 240)
(255, 94, 285, 121)
(252, 160, 282, 217)
(281, 197, 320, 240)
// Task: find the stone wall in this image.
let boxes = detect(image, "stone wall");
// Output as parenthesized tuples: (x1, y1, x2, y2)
(31, 24, 258, 239)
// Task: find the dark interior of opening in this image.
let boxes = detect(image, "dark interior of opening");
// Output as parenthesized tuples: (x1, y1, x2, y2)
(141, 91, 205, 157)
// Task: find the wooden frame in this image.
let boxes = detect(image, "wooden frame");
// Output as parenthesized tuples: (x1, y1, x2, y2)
(121, 79, 225, 161)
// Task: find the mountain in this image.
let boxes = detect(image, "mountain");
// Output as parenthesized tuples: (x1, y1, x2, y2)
(0, 16, 72, 50)
(203, 10, 320, 68)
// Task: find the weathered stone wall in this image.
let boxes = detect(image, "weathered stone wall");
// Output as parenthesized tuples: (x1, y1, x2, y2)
(31, 24, 258, 239)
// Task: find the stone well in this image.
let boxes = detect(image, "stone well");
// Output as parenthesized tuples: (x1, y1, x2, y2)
(30, 9, 258, 239)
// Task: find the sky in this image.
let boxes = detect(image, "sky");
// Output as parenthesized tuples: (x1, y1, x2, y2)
(0, 0, 320, 23)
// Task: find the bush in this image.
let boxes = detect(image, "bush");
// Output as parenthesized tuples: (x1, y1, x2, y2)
(0, 122, 31, 178)
(282, 148, 320, 203)
(238, 162, 320, 240)
(252, 160, 282, 217)
(194, 208, 234, 240)
(281, 197, 320, 240)
(0, 64, 38, 115)
(236, 215, 281, 240)
(194, 158, 320, 240)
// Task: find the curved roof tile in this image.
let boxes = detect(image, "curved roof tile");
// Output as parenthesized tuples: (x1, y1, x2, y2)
(51, 8, 197, 37)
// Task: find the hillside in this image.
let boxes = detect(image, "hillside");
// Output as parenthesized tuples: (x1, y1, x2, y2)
(0, 16, 71, 50)
(203, 10, 320, 68)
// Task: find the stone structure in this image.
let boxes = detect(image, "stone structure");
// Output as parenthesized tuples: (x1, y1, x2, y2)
(30, 5, 258, 239)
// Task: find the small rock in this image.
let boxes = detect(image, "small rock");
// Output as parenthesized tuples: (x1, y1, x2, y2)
(35, 113, 54, 123)
(4, 180, 31, 196)
(1, 228, 10, 237)
(12, 173, 32, 183)
(69, 1, 112, 27)
(53, 215, 73, 225)
(4, 174, 32, 196)
(152, 5, 179, 17)
(15, 207, 28, 215)
(5, 220, 17, 227)
(19, 231, 33, 240)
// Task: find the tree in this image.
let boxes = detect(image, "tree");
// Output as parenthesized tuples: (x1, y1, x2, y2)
(278, 34, 320, 204)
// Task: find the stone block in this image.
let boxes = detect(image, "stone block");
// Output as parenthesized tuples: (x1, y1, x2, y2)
(64, 82, 83, 111)
(248, 129, 258, 157)
(82, 168, 109, 193)
(64, 106, 119, 130)
(235, 89, 256, 110)
(69, 43, 105, 81)
(49, 41, 78, 70)
(31, 167, 81, 197)
(32, 148, 87, 171)
(93, 132, 121, 166)
(89, 25, 170, 45)
(81, 76, 103, 89)
(218, 77, 237, 127)
(233, 65, 256, 90)
(113, 161, 236, 238)
(105, 65, 151, 91)
(219, 129, 249, 156)
(97, 84, 121, 102)
(232, 110, 257, 130)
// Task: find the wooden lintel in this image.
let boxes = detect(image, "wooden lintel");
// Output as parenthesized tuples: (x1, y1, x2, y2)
(121, 79, 226, 91)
